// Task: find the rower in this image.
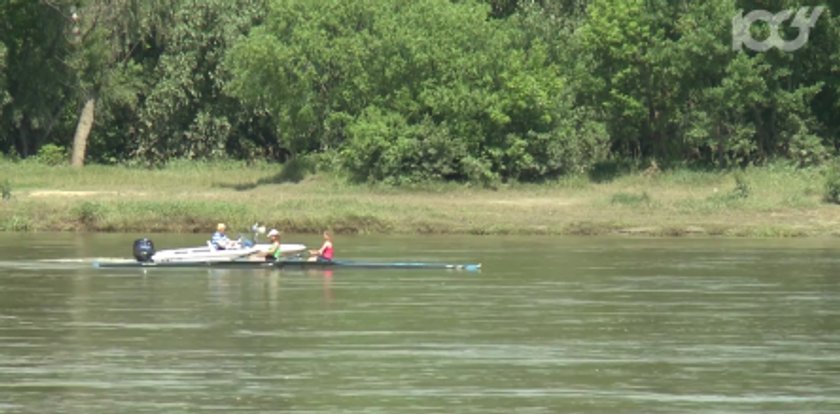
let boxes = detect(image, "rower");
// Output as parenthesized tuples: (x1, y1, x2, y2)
(257, 229, 283, 261)
(308, 230, 334, 262)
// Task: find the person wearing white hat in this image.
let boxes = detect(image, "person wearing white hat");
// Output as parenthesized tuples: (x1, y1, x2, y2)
(256, 229, 283, 261)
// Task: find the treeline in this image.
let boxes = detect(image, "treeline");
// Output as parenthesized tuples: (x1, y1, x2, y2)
(1, 0, 838, 183)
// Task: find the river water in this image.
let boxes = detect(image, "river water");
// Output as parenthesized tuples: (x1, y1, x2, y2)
(0, 233, 838, 413)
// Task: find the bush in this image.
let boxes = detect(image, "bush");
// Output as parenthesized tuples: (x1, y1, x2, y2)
(341, 109, 467, 184)
(74, 201, 105, 227)
(0, 215, 31, 231)
(610, 191, 652, 206)
(1, 179, 10, 200)
(824, 163, 840, 204)
(276, 157, 316, 183)
(34, 144, 68, 166)
(732, 173, 750, 199)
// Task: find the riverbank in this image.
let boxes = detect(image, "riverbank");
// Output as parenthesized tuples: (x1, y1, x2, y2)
(1, 160, 838, 237)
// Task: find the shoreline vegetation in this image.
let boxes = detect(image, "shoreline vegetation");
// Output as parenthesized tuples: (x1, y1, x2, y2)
(5, 2, 840, 188)
(4, 1, 840, 243)
(2, 160, 838, 238)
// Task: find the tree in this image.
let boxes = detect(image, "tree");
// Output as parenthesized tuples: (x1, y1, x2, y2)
(227, 0, 607, 183)
(576, 0, 687, 159)
(0, 0, 178, 163)
(0, 1, 71, 157)
(574, 0, 836, 167)
(0, 43, 9, 115)
(0, 5, 9, 115)
(59, 0, 180, 167)
(134, 0, 267, 163)
(679, 1, 832, 166)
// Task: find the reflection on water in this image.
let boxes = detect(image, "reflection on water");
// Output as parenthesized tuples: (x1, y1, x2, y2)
(0, 234, 839, 413)
(204, 268, 335, 309)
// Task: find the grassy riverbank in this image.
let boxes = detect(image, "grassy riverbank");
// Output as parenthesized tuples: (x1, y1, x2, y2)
(1, 160, 838, 237)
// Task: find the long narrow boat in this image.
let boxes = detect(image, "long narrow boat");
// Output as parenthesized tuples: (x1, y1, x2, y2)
(93, 259, 482, 272)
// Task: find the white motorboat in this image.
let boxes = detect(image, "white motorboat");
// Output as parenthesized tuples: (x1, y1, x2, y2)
(133, 239, 307, 264)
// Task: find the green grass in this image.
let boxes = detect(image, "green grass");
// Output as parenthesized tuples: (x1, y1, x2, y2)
(610, 191, 653, 206)
(1, 159, 838, 236)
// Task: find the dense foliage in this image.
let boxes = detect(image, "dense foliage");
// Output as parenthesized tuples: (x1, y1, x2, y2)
(1, 0, 839, 182)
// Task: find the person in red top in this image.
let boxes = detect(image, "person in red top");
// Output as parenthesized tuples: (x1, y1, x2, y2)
(308, 230, 334, 262)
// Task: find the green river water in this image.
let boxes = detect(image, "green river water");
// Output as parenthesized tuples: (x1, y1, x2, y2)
(0, 233, 839, 413)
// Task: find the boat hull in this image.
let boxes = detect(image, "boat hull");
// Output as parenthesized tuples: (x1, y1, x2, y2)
(93, 259, 481, 272)
(150, 243, 307, 263)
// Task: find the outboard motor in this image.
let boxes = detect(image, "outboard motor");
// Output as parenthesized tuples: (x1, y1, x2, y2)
(133, 238, 155, 262)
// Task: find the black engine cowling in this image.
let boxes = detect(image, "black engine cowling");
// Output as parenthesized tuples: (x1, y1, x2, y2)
(133, 238, 155, 262)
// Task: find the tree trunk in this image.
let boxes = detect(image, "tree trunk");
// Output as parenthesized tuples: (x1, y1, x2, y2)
(18, 117, 30, 157)
(71, 97, 96, 167)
